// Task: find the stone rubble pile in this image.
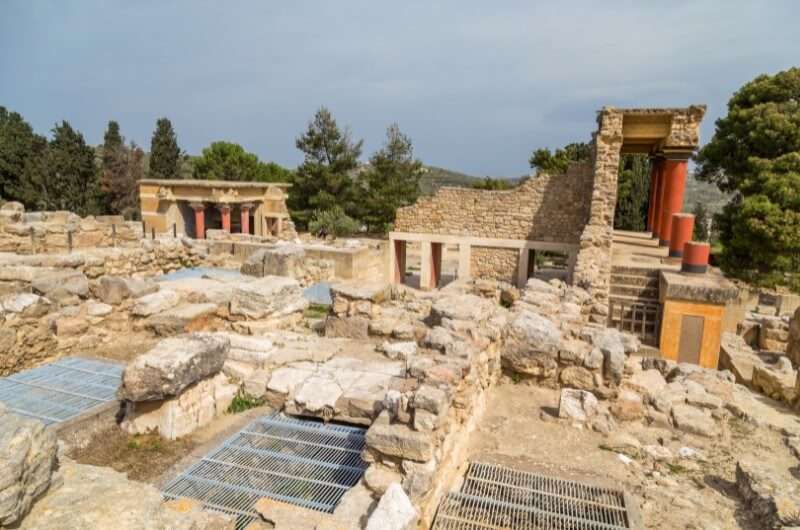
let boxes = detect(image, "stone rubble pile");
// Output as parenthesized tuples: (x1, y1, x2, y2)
(720, 332, 797, 404)
(240, 243, 334, 286)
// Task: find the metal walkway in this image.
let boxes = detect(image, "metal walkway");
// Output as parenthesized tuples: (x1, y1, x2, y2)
(0, 357, 123, 426)
(433, 462, 637, 530)
(162, 412, 368, 528)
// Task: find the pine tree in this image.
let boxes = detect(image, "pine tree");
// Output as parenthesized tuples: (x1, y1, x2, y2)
(291, 107, 363, 228)
(358, 124, 422, 232)
(149, 118, 181, 179)
(692, 202, 710, 242)
(0, 106, 48, 207)
(41, 121, 101, 216)
(529, 142, 591, 174)
(614, 155, 650, 231)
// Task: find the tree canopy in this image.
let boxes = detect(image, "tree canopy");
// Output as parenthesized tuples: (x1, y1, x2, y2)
(149, 118, 181, 179)
(0, 107, 48, 208)
(695, 67, 800, 290)
(40, 121, 102, 216)
(357, 124, 423, 232)
(472, 177, 513, 190)
(529, 142, 591, 174)
(614, 155, 649, 231)
(193, 141, 291, 182)
(290, 107, 363, 227)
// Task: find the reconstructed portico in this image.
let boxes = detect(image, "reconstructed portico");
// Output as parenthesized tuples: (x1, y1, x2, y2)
(138, 180, 295, 240)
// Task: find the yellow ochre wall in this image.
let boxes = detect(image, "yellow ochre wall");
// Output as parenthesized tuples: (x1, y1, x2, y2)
(659, 299, 725, 369)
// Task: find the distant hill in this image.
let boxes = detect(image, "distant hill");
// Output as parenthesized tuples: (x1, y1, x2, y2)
(418, 166, 482, 194)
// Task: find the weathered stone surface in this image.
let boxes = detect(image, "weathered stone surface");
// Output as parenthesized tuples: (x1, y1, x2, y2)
(414, 385, 449, 415)
(559, 366, 595, 390)
(365, 483, 418, 530)
(230, 276, 307, 320)
(431, 293, 494, 323)
(20, 462, 234, 529)
(143, 303, 218, 336)
(121, 373, 238, 440)
(241, 244, 305, 278)
(752, 363, 797, 403)
(364, 466, 403, 497)
(132, 289, 181, 317)
(503, 310, 562, 376)
(0, 409, 57, 527)
(382, 341, 417, 361)
(86, 301, 113, 317)
(593, 328, 625, 384)
(54, 316, 89, 337)
(1, 293, 50, 316)
(626, 369, 667, 400)
(558, 388, 598, 422)
(672, 404, 718, 437)
(31, 270, 89, 301)
(118, 333, 230, 401)
(325, 316, 369, 339)
(366, 423, 434, 462)
(94, 275, 158, 305)
(331, 281, 391, 303)
(610, 390, 645, 421)
(736, 459, 800, 529)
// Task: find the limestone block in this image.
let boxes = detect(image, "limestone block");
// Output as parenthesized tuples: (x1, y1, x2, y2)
(118, 333, 230, 401)
(626, 369, 667, 401)
(143, 303, 218, 336)
(0, 409, 58, 527)
(559, 366, 595, 390)
(230, 276, 307, 320)
(364, 465, 402, 497)
(365, 423, 434, 462)
(558, 388, 598, 422)
(331, 281, 391, 303)
(610, 390, 645, 421)
(132, 289, 181, 317)
(365, 483, 418, 530)
(382, 341, 417, 361)
(502, 310, 562, 376)
(54, 316, 89, 337)
(86, 301, 113, 317)
(121, 373, 238, 440)
(325, 316, 369, 339)
(671, 404, 718, 438)
(413, 385, 449, 415)
(31, 270, 89, 301)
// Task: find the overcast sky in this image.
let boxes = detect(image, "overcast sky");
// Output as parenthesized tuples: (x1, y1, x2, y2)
(1, 1, 798, 177)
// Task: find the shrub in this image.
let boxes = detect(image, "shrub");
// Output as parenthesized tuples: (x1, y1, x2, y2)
(308, 206, 360, 237)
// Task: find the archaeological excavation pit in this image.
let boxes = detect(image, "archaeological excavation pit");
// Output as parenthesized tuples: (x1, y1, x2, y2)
(161, 412, 368, 527)
(0, 357, 123, 426)
(432, 462, 640, 530)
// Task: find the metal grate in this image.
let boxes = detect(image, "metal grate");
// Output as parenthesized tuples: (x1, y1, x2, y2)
(433, 462, 635, 530)
(0, 357, 123, 426)
(608, 297, 661, 346)
(162, 412, 368, 528)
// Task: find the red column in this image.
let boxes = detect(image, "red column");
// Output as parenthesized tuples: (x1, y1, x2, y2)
(191, 203, 205, 239)
(393, 240, 407, 284)
(652, 160, 667, 239)
(240, 204, 251, 235)
(646, 158, 662, 233)
(669, 213, 695, 258)
(430, 242, 443, 289)
(219, 205, 231, 232)
(682, 241, 710, 274)
(658, 159, 689, 247)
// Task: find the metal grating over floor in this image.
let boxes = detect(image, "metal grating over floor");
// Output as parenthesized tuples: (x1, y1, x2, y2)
(433, 462, 637, 530)
(0, 357, 124, 426)
(162, 412, 368, 527)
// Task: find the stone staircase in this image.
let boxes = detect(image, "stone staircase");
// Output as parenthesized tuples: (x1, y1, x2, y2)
(609, 265, 662, 345)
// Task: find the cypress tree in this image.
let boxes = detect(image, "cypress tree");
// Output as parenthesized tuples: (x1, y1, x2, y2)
(149, 117, 181, 179)
(42, 121, 101, 216)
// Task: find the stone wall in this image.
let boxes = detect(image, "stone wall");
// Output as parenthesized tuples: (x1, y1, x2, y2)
(0, 202, 141, 254)
(470, 246, 519, 283)
(395, 163, 594, 244)
(573, 109, 623, 320)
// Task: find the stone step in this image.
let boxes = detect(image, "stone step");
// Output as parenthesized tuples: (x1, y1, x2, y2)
(610, 284, 659, 299)
(611, 265, 661, 278)
(610, 273, 659, 288)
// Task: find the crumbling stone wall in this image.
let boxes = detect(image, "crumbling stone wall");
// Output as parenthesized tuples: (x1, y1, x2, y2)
(395, 163, 593, 243)
(0, 202, 141, 254)
(573, 109, 623, 320)
(470, 247, 518, 283)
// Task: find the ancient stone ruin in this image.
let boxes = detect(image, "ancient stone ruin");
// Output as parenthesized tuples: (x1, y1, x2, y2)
(2, 105, 800, 529)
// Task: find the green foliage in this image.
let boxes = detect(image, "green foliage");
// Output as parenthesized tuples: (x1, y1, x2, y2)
(356, 124, 423, 233)
(227, 390, 264, 414)
(472, 177, 513, 190)
(100, 121, 142, 218)
(692, 202, 710, 242)
(290, 107, 363, 228)
(149, 117, 181, 179)
(304, 303, 330, 318)
(308, 206, 360, 237)
(529, 142, 591, 174)
(37, 121, 101, 216)
(0, 106, 48, 208)
(193, 141, 291, 182)
(418, 166, 482, 194)
(614, 155, 650, 231)
(696, 67, 800, 291)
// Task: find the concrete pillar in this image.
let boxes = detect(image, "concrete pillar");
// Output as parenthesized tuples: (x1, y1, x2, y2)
(240, 203, 252, 235)
(668, 213, 695, 258)
(652, 160, 667, 239)
(658, 159, 689, 247)
(190, 203, 205, 240)
(458, 244, 471, 280)
(516, 247, 530, 288)
(219, 205, 231, 233)
(430, 242, 443, 289)
(391, 240, 407, 284)
(646, 158, 663, 232)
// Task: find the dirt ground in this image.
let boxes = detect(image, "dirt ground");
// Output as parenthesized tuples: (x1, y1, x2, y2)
(465, 381, 798, 530)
